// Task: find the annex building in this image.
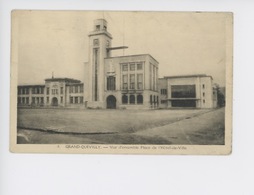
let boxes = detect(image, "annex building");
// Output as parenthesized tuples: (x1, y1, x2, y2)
(17, 19, 217, 109)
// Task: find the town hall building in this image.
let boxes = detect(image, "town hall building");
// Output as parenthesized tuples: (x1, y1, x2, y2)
(17, 18, 217, 109)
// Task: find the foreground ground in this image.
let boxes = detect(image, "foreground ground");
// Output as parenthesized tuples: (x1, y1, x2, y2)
(17, 108, 225, 145)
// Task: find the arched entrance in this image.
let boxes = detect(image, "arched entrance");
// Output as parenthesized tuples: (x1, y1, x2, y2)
(106, 95, 116, 109)
(52, 97, 58, 106)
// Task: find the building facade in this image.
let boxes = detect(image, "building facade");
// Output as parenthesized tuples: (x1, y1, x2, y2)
(158, 74, 218, 109)
(17, 19, 218, 109)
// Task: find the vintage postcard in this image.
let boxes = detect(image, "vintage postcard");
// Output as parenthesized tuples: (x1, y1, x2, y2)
(10, 11, 233, 154)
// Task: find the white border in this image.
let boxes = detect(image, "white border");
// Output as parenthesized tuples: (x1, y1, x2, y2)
(1, 0, 253, 195)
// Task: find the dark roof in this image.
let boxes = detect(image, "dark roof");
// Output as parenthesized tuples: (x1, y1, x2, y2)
(18, 84, 45, 87)
(163, 74, 213, 79)
(105, 54, 159, 64)
(45, 78, 81, 83)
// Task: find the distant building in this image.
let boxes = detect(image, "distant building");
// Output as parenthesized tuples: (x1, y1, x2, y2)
(18, 78, 84, 108)
(17, 19, 218, 109)
(158, 74, 218, 109)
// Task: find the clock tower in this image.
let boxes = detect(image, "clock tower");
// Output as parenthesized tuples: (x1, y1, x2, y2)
(84, 19, 112, 108)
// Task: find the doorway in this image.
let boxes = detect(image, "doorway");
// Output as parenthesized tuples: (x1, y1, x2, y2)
(106, 95, 116, 109)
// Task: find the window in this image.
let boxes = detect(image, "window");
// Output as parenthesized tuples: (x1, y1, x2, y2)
(40, 97, 44, 104)
(137, 95, 143, 104)
(122, 75, 128, 89)
(96, 25, 100, 31)
(203, 92, 205, 97)
(150, 95, 153, 105)
(47, 87, 49, 95)
(36, 97, 40, 104)
(130, 63, 135, 71)
(122, 95, 128, 104)
(80, 97, 83, 104)
(61, 87, 63, 94)
(107, 76, 116, 90)
(130, 95, 135, 104)
(130, 74, 135, 89)
(52, 89, 54, 95)
(122, 64, 128, 71)
(60, 97, 63, 103)
(75, 86, 79, 93)
(70, 97, 73, 104)
(203, 99, 205, 104)
(18, 97, 21, 104)
(32, 97, 35, 104)
(26, 97, 29, 104)
(137, 74, 143, 90)
(157, 96, 159, 104)
(171, 85, 196, 98)
(137, 63, 143, 70)
(75, 97, 78, 104)
(47, 97, 49, 103)
(161, 89, 167, 95)
(22, 97, 25, 104)
(203, 84, 205, 89)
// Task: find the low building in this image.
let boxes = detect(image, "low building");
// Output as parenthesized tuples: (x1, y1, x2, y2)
(18, 78, 85, 108)
(158, 74, 218, 109)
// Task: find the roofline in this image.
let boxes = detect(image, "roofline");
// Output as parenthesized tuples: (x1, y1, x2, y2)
(45, 78, 81, 83)
(163, 74, 213, 79)
(18, 84, 45, 87)
(105, 54, 159, 64)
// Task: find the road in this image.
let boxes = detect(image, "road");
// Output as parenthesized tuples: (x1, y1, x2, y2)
(17, 108, 225, 145)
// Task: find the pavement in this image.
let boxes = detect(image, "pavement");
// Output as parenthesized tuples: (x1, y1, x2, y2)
(17, 108, 225, 145)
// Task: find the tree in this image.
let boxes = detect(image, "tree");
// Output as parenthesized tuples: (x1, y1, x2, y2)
(214, 84, 225, 107)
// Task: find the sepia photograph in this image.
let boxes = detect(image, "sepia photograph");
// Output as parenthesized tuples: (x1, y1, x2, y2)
(10, 11, 233, 154)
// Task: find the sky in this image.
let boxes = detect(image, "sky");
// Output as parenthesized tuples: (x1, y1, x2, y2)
(15, 11, 230, 86)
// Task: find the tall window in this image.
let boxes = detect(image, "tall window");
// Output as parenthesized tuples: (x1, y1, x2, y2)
(61, 87, 63, 94)
(107, 76, 116, 90)
(130, 74, 135, 89)
(94, 48, 98, 101)
(137, 74, 143, 90)
(137, 95, 143, 104)
(122, 64, 128, 71)
(130, 63, 135, 71)
(26, 97, 29, 104)
(40, 97, 44, 104)
(47, 97, 49, 103)
(75, 86, 79, 93)
(122, 75, 128, 89)
(130, 95, 135, 104)
(75, 97, 78, 104)
(203, 84, 205, 89)
(122, 95, 128, 104)
(47, 87, 49, 95)
(137, 63, 143, 70)
(150, 95, 153, 105)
